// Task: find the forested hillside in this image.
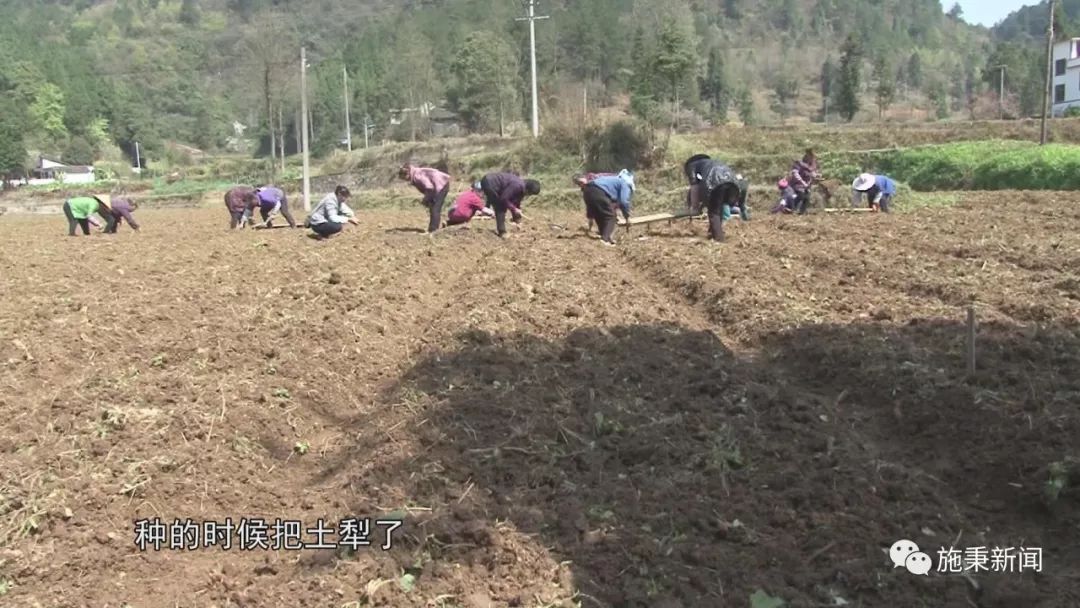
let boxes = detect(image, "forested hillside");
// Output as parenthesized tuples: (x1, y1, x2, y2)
(0, 0, 994, 172)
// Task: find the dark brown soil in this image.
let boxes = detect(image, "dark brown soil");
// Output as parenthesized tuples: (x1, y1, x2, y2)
(0, 193, 1077, 608)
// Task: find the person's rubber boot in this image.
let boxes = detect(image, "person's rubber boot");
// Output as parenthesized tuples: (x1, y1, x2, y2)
(722, 205, 733, 222)
(740, 206, 750, 221)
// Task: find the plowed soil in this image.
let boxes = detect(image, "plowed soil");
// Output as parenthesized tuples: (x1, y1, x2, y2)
(1, 191, 1078, 608)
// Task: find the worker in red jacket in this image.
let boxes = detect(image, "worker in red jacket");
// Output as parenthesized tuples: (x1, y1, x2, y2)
(446, 182, 495, 226)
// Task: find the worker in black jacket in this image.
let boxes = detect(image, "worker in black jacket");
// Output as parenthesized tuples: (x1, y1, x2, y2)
(682, 154, 749, 242)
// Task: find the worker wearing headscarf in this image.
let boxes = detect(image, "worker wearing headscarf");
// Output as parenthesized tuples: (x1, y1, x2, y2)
(580, 170, 635, 246)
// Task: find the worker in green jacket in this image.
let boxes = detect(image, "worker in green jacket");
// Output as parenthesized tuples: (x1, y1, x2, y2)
(63, 195, 114, 236)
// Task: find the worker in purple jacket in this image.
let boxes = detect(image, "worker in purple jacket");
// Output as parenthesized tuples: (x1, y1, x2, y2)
(104, 198, 141, 232)
(224, 186, 256, 229)
(789, 149, 820, 215)
(478, 172, 541, 238)
(242, 185, 298, 228)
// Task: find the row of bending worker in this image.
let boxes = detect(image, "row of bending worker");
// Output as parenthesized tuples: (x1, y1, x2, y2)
(62, 194, 141, 236)
(398, 164, 541, 238)
(223, 185, 298, 229)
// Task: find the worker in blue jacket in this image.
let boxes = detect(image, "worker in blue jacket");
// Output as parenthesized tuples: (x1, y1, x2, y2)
(580, 169, 635, 246)
(851, 173, 896, 213)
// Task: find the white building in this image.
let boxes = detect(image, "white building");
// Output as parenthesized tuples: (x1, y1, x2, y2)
(1052, 38, 1080, 116)
(4, 156, 96, 188)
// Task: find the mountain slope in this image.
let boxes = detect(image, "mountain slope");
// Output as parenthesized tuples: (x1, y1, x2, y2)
(0, 0, 989, 169)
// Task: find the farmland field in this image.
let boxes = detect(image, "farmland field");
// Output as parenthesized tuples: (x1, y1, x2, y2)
(1, 192, 1079, 607)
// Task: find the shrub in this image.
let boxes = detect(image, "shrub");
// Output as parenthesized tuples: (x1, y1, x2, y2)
(584, 119, 660, 172)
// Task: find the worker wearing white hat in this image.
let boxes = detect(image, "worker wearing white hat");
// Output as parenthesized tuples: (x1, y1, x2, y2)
(851, 173, 897, 213)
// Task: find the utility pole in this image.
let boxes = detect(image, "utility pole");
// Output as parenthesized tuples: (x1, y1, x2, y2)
(516, 0, 549, 138)
(301, 46, 311, 211)
(343, 66, 352, 152)
(993, 64, 1007, 119)
(278, 105, 285, 174)
(364, 115, 370, 148)
(1042, 0, 1056, 145)
(134, 141, 142, 174)
(583, 84, 588, 122)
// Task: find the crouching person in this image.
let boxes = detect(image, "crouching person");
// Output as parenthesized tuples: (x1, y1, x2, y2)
(305, 186, 357, 239)
(851, 173, 897, 213)
(581, 170, 635, 246)
(772, 179, 798, 214)
(446, 183, 492, 227)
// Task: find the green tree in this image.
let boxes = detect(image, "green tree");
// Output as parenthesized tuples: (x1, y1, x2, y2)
(820, 56, 836, 119)
(737, 88, 756, 125)
(724, 0, 743, 21)
(906, 52, 924, 89)
(448, 32, 519, 133)
(873, 56, 896, 119)
(29, 83, 69, 141)
(926, 79, 950, 120)
(653, 18, 697, 107)
(0, 99, 28, 180)
(835, 33, 863, 121)
(64, 136, 96, 165)
(239, 12, 296, 168)
(179, 0, 200, 26)
(85, 118, 111, 152)
(770, 71, 800, 122)
(391, 20, 439, 140)
(947, 3, 963, 20)
(700, 47, 730, 121)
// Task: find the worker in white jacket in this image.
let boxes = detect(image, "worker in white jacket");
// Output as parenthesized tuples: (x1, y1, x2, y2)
(305, 186, 358, 239)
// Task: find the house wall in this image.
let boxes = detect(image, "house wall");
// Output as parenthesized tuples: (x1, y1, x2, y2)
(4, 172, 95, 189)
(1052, 40, 1080, 115)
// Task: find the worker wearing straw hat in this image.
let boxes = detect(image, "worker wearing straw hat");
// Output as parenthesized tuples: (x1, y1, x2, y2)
(63, 194, 115, 236)
(851, 173, 896, 213)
